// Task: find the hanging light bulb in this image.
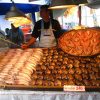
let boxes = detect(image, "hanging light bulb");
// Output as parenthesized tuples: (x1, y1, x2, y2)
(5, 0, 31, 27)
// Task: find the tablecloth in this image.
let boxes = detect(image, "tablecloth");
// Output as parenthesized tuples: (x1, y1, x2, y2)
(0, 90, 100, 100)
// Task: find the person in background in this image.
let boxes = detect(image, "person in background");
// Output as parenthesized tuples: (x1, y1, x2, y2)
(5, 28, 10, 38)
(21, 5, 62, 49)
(7, 23, 24, 48)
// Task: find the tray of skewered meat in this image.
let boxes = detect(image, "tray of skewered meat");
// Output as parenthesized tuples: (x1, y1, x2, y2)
(0, 48, 100, 91)
(0, 48, 43, 86)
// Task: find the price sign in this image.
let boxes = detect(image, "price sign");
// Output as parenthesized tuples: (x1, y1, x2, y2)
(64, 85, 85, 91)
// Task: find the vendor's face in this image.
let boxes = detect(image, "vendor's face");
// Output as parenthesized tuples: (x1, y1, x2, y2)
(40, 9, 50, 21)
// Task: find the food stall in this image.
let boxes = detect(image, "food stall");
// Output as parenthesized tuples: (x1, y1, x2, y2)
(0, 0, 100, 100)
(0, 28, 100, 100)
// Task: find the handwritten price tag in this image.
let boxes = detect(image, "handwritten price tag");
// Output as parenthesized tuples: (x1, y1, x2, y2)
(64, 85, 85, 91)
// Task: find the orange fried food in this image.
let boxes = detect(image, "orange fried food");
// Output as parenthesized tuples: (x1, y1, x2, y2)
(58, 28, 100, 56)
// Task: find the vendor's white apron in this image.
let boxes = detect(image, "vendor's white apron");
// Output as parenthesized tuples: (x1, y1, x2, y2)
(39, 20, 57, 48)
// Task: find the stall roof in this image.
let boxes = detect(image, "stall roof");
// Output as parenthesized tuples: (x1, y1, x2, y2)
(0, 3, 41, 15)
(0, 0, 100, 15)
(0, 0, 48, 15)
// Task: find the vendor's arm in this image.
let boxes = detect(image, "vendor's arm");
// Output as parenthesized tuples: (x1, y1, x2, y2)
(21, 37, 36, 49)
(21, 21, 41, 49)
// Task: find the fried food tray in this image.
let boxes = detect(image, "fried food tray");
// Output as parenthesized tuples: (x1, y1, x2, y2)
(0, 48, 99, 92)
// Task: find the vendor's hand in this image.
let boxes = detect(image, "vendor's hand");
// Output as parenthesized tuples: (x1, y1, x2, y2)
(21, 43, 28, 49)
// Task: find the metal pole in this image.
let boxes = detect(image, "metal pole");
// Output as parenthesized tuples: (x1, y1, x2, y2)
(78, 6, 81, 26)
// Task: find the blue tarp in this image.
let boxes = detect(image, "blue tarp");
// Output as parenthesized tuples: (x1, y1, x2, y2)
(0, 3, 40, 15)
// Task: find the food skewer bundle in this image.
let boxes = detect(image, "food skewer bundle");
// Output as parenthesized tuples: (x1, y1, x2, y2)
(0, 48, 43, 86)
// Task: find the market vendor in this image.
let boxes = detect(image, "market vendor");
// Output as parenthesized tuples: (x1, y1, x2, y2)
(6, 23, 24, 48)
(21, 5, 62, 49)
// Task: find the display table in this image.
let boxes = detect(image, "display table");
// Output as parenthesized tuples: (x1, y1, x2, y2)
(0, 48, 100, 100)
(0, 89, 100, 100)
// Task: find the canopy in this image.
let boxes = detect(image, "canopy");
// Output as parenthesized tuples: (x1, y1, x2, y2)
(0, 3, 40, 15)
(0, 0, 50, 15)
(0, 0, 100, 15)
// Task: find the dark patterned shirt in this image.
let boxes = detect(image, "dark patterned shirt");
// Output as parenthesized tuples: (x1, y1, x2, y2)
(31, 19, 62, 39)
